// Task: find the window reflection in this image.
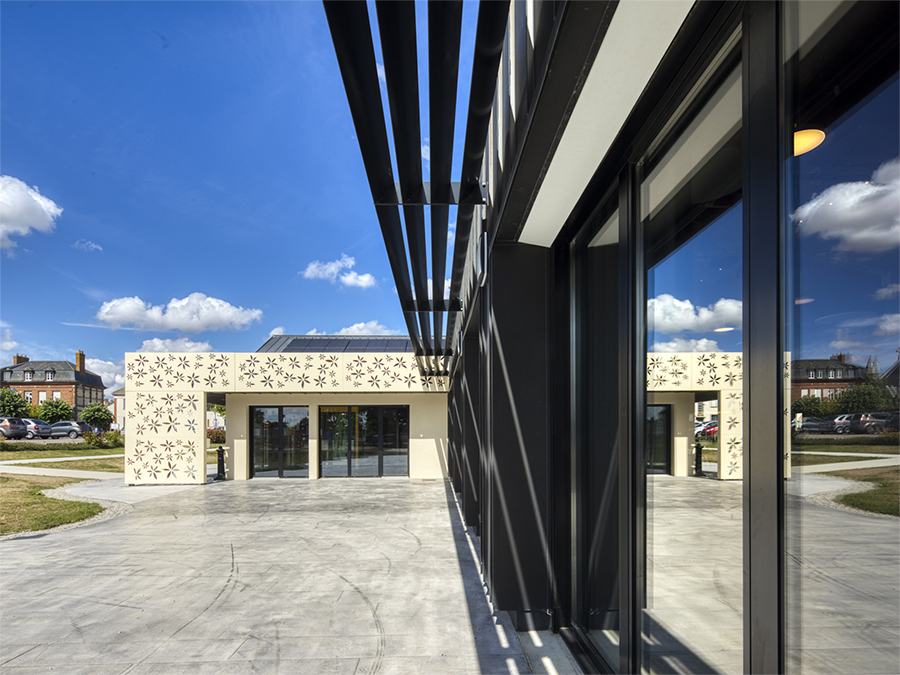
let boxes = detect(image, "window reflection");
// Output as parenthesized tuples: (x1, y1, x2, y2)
(783, 2, 899, 673)
(641, 51, 743, 674)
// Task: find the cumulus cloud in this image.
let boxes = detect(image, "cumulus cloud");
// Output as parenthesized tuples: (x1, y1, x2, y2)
(647, 294, 742, 334)
(72, 239, 102, 252)
(651, 337, 720, 353)
(96, 293, 262, 332)
(376, 62, 386, 84)
(421, 141, 431, 166)
(875, 283, 900, 300)
(875, 313, 900, 336)
(85, 358, 126, 397)
(137, 337, 212, 353)
(1, 328, 19, 352)
(302, 254, 377, 289)
(0, 175, 63, 253)
(337, 320, 401, 336)
(269, 326, 285, 337)
(306, 328, 325, 335)
(793, 157, 899, 253)
(448, 221, 456, 247)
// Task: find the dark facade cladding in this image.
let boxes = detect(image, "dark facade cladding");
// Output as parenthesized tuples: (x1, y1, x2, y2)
(329, 2, 899, 674)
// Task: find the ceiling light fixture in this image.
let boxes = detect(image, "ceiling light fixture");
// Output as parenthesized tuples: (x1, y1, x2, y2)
(794, 298, 815, 305)
(794, 129, 826, 156)
(714, 327, 735, 332)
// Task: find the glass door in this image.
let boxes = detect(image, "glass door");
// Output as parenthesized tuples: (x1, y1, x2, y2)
(319, 405, 409, 477)
(319, 406, 353, 477)
(252, 407, 280, 477)
(250, 406, 309, 478)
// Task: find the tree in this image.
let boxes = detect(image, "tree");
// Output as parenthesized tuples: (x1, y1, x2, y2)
(81, 402, 113, 431)
(791, 395, 824, 419)
(212, 404, 227, 418)
(0, 389, 30, 417)
(37, 398, 74, 424)
(838, 381, 896, 413)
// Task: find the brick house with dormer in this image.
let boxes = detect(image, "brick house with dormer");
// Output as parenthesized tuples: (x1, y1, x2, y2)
(0, 351, 105, 418)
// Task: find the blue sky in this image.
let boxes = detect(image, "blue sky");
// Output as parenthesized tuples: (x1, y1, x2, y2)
(1, 1, 476, 393)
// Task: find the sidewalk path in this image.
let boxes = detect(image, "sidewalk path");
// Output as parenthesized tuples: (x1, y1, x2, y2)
(0, 465, 123, 480)
(793, 456, 900, 474)
(0, 454, 124, 465)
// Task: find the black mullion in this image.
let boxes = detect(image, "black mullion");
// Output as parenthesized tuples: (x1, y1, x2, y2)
(277, 407, 284, 478)
(742, 2, 784, 673)
(378, 408, 384, 477)
(618, 163, 644, 675)
(347, 406, 353, 478)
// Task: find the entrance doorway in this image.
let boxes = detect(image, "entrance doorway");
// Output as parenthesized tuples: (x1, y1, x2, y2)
(250, 406, 309, 477)
(319, 406, 409, 477)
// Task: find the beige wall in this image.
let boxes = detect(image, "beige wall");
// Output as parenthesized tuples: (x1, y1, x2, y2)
(225, 392, 448, 481)
(648, 392, 698, 477)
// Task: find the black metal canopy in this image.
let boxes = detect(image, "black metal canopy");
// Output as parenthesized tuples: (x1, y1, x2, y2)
(323, 0, 509, 376)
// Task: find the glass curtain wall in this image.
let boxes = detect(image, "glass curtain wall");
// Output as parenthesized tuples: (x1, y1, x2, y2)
(782, 2, 899, 673)
(639, 31, 744, 674)
(571, 196, 621, 669)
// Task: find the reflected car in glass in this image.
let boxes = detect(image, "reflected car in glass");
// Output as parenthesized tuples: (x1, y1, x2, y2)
(50, 421, 91, 439)
(847, 412, 890, 435)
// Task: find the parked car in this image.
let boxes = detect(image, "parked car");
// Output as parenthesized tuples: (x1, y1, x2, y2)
(698, 423, 719, 438)
(884, 413, 900, 433)
(847, 412, 890, 435)
(21, 418, 52, 439)
(694, 421, 717, 437)
(831, 414, 852, 434)
(791, 417, 826, 433)
(0, 417, 28, 440)
(50, 421, 92, 439)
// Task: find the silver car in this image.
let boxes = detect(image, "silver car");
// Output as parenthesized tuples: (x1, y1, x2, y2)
(22, 418, 52, 439)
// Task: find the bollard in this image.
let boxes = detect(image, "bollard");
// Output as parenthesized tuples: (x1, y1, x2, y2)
(215, 445, 226, 481)
(695, 442, 703, 477)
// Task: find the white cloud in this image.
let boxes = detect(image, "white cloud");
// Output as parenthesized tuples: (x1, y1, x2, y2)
(875, 283, 900, 300)
(647, 294, 742, 334)
(875, 313, 900, 336)
(1, 328, 19, 352)
(85, 358, 126, 397)
(340, 271, 377, 288)
(651, 337, 720, 353)
(421, 141, 431, 163)
(0, 175, 63, 253)
(793, 157, 899, 253)
(337, 321, 401, 336)
(302, 254, 377, 289)
(96, 293, 263, 332)
(375, 62, 386, 84)
(447, 221, 456, 247)
(137, 337, 212, 352)
(72, 239, 102, 252)
(269, 326, 285, 337)
(306, 328, 325, 335)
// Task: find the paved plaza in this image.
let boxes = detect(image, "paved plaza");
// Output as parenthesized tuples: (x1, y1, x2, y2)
(0, 478, 579, 675)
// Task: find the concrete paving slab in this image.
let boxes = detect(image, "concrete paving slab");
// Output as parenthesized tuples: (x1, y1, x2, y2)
(0, 479, 557, 675)
(0, 454, 125, 465)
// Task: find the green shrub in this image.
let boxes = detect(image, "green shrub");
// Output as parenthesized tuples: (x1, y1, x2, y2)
(207, 428, 226, 444)
(37, 398, 73, 424)
(81, 403, 113, 431)
(82, 429, 125, 449)
(0, 389, 30, 417)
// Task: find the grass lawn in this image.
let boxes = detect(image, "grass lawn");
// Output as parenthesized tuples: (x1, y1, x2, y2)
(825, 465, 899, 517)
(0, 446, 124, 461)
(19, 457, 125, 473)
(0, 475, 103, 535)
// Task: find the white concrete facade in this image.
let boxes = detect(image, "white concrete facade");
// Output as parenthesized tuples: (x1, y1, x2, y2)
(124, 352, 448, 485)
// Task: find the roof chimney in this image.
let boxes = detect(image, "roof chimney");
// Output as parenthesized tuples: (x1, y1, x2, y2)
(13, 354, 29, 365)
(76, 350, 86, 373)
(830, 352, 846, 364)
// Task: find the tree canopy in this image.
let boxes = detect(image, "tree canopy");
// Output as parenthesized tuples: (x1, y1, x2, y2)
(81, 402, 114, 431)
(0, 389, 30, 418)
(37, 398, 74, 424)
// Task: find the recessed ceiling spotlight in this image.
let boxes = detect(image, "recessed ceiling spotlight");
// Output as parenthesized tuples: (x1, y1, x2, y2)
(714, 327, 735, 332)
(794, 129, 826, 156)
(794, 298, 815, 305)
